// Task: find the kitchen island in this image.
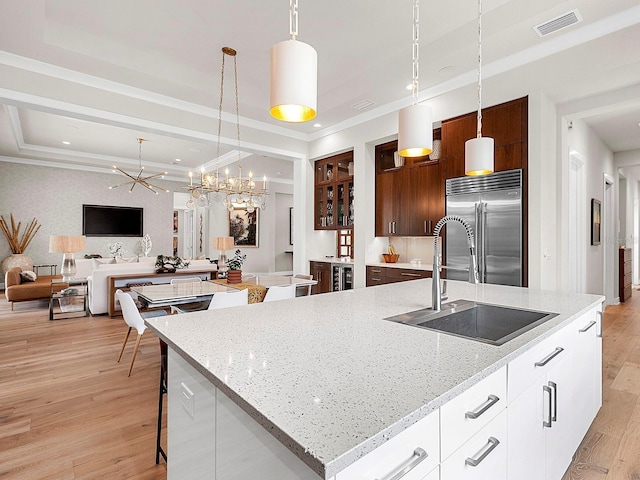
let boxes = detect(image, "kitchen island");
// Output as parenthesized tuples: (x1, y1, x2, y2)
(146, 279, 603, 480)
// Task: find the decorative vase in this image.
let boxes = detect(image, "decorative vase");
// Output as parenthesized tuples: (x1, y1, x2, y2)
(1, 253, 34, 276)
(227, 270, 242, 284)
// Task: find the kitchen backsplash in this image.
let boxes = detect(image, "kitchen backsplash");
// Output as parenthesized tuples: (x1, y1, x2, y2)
(385, 236, 441, 265)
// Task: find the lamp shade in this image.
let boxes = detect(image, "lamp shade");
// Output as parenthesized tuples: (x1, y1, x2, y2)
(213, 236, 235, 251)
(270, 39, 317, 123)
(465, 137, 495, 176)
(397, 104, 433, 157)
(49, 235, 86, 253)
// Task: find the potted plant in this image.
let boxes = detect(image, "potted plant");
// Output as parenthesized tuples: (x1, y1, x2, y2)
(225, 249, 246, 284)
(155, 255, 190, 273)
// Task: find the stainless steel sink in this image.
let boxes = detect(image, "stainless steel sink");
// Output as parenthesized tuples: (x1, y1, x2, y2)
(384, 300, 558, 346)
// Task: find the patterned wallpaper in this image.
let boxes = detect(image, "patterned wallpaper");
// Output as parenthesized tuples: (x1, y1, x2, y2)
(0, 162, 183, 272)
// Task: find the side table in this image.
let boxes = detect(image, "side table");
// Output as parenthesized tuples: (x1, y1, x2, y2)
(50, 278, 89, 321)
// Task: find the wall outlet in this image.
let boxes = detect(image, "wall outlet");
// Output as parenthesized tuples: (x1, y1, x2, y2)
(181, 382, 195, 418)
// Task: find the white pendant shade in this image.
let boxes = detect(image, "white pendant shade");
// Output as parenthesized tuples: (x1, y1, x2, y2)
(270, 39, 317, 123)
(398, 104, 433, 157)
(465, 136, 495, 176)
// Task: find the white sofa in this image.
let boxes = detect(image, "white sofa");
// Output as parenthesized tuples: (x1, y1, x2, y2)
(75, 258, 217, 315)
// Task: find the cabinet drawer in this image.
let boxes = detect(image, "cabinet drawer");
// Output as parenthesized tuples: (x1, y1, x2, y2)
(507, 327, 569, 403)
(336, 409, 439, 480)
(441, 409, 507, 480)
(441, 366, 506, 460)
(624, 261, 632, 275)
(385, 268, 431, 281)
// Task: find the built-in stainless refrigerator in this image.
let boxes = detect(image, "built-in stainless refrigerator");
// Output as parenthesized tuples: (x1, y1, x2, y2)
(445, 169, 523, 286)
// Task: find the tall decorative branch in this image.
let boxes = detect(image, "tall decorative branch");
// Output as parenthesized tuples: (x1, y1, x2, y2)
(0, 214, 41, 254)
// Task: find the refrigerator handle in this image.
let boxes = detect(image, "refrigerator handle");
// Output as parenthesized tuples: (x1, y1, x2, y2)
(481, 202, 487, 283)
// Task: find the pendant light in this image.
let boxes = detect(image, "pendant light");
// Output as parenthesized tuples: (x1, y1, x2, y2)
(398, 0, 433, 158)
(464, 0, 494, 176)
(270, 0, 317, 123)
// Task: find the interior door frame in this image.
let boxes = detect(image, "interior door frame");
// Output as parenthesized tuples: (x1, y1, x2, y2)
(603, 173, 616, 304)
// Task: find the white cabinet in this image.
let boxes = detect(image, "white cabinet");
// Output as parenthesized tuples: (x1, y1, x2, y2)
(570, 305, 603, 444)
(336, 408, 439, 480)
(440, 366, 507, 460)
(441, 409, 507, 480)
(507, 306, 602, 480)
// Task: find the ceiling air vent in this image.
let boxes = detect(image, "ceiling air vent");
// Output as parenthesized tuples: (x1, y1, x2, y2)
(351, 99, 376, 111)
(534, 9, 582, 37)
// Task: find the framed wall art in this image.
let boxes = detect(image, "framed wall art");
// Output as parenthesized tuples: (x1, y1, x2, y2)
(229, 207, 259, 247)
(591, 198, 601, 246)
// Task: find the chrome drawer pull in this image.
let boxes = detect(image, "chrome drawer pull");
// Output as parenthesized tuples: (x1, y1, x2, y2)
(372, 277, 382, 282)
(374, 447, 428, 480)
(596, 310, 603, 338)
(543, 384, 553, 427)
(465, 437, 500, 467)
(465, 394, 500, 419)
(534, 347, 564, 367)
(401, 272, 421, 277)
(579, 321, 596, 333)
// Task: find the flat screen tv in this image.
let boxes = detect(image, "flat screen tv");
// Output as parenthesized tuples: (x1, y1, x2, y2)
(82, 204, 143, 237)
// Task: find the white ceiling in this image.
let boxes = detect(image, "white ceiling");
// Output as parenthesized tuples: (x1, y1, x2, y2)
(0, 0, 639, 183)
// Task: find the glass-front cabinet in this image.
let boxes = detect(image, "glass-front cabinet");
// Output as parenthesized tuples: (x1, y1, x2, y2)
(315, 152, 354, 230)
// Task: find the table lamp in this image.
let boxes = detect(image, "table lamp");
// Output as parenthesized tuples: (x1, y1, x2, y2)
(213, 236, 234, 276)
(49, 235, 86, 281)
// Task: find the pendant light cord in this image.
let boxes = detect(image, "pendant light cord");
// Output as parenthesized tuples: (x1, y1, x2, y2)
(215, 48, 242, 175)
(412, 0, 420, 105)
(289, 0, 298, 40)
(476, 0, 483, 139)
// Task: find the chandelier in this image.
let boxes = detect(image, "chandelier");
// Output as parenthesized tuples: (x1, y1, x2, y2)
(110, 138, 169, 194)
(185, 47, 268, 213)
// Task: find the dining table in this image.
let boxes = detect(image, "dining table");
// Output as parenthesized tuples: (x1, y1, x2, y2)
(212, 274, 318, 303)
(131, 281, 238, 309)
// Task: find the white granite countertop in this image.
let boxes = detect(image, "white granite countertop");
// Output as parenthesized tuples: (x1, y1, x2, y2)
(146, 279, 603, 479)
(366, 261, 434, 271)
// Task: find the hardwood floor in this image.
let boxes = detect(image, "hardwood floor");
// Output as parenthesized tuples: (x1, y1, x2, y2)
(1, 291, 639, 479)
(0, 298, 167, 479)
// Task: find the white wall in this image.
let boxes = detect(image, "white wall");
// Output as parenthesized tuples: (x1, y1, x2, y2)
(0, 162, 181, 271)
(562, 119, 615, 296)
(274, 193, 293, 272)
(616, 149, 640, 284)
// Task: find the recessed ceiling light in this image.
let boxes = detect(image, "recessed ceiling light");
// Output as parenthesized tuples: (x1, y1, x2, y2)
(175, 158, 182, 162)
(405, 84, 413, 90)
(313, 123, 322, 128)
(62, 141, 71, 145)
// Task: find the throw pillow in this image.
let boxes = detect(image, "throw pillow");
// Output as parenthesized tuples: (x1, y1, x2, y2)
(93, 258, 116, 270)
(20, 270, 37, 282)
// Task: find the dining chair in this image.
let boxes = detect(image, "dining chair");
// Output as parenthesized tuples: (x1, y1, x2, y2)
(171, 287, 249, 314)
(116, 289, 166, 376)
(263, 284, 297, 302)
(207, 288, 248, 310)
(294, 274, 313, 296)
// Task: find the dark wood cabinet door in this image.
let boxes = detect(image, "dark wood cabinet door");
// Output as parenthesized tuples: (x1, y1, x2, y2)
(442, 114, 476, 157)
(494, 143, 523, 172)
(310, 262, 332, 294)
(375, 171, 398, 236)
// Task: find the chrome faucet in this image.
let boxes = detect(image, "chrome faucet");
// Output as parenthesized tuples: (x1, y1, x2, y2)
(432, 215, 479, 311)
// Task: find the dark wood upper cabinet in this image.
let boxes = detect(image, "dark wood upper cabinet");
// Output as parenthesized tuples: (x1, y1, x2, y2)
(314, 151, 354, 230)
(374, 136, 444, 237)
(375, 96, 527, 239)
